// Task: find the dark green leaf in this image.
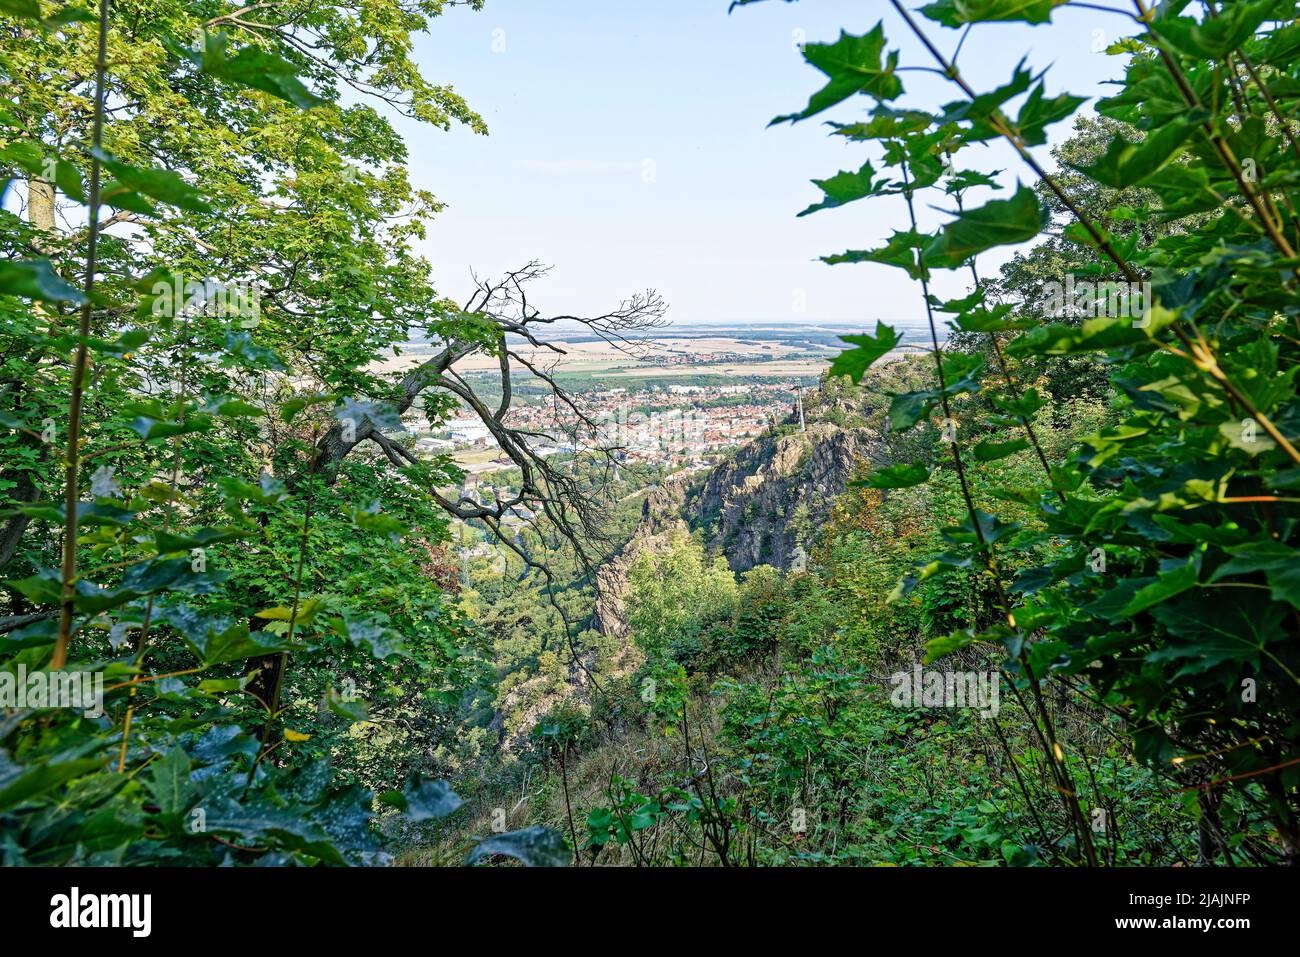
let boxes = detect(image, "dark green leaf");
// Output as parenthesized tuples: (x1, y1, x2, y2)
(924, 185, 1045, 266)
(0, 259, 87, 305)
(863, 462, 930, 488)
(973, 438, 1029, 461)
(922, 0, 1067, 27)
(190, 32, 326, 111)
(1071, 122, 1197, 190)
(798, 160, 892, 216)
(827, 323, 902, 383)
(773, 24, 902, 124)
(467, 825, 570, 867)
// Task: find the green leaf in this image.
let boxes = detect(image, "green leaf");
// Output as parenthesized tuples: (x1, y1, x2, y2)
(1211, 542, 1300, 610)
(145, 747, 194, 817)
(125, 411, 214, 441)
(1217, 420, 1275, 455)
(924, 628, 976, 663)
(773, 24, 902, 124)
(6, 568, 62, 605)
(211, 397, 265, 418)
(325, 688, 369, 723)
(217, 473, 289, 506)
(202, 795, 346, 864)
(1015, 82, 1087, 146)
(949, 303, 1033, 333)
(347, 504, 406, 541)
(42, 5, 96, 26)
(937, 58, 1036, 141)
(467, 825, 570, 867)
(329, 611, 408, 659)
(1148, 592, 1286, 676)
(89, 148, 211, 213)
(825, 229, 932, 280)
(943, 509, 1020, 546)
(279, 392, 335, 423)
(1008, 316, 1156, 357)
(1071, 121, 1197, 190)
(222, 330, 286, 371)
(15, 500, 137, 528)
(390, 775, 463, 822)
(157, 603, 306, 665)
(921, 0, 1067, 27)
(60, 558, 224, 615)
(152, 526, 248, 554)
(190, 32, 326, 111)
(798, 160, 892, 216)
(827, 323, 902, 383)
(862, 462, 930, 488)
(0, 0, 42, 20)
(1092, 563, 1199, 619)
(54, 159, 86, 203)
(196, 677, 246, 693)
(933, 288, 986, 313)
(100, 185, 156, 215)
(991, 389, 1047, 418)
(924, 185, 1044, 267)
(940, 351, 986, 395)
(889, 549, 973, 602)
(831, 108, 932, 142)
(0, 753, 102, 812)
(2, 617, 58, 649)
(973, 438, 1029, 461)
(0, 140, 46, 176)
(0, 259, 87, 304)
(944, 168, 1003, 193)
(255, 597, 325, 627)
(1151, 1, 1275, 59)
(888, 389, 938, 432)
(1260, 21, 1300, 66)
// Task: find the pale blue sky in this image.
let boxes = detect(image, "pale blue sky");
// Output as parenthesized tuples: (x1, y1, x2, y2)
(401, 1, 1132, 326)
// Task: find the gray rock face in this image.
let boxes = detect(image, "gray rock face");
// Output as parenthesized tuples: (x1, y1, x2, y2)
(689, 425, 877, 573)
(592, 413, 883, 634)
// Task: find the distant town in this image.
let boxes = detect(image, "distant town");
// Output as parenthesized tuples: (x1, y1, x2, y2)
(376, 325, 850, 507)
(404, 378, 818, 474)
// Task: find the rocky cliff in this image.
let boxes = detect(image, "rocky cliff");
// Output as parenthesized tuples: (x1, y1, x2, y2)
(688, 423, 875, 574)
(593, 385, 884, 635)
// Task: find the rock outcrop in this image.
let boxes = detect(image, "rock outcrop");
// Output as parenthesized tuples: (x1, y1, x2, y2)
(592, 385, 885, 634)
(688, 423, 876, 573)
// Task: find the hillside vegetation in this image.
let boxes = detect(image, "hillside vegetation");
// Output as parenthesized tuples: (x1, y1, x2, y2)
(1, 0, 1298, 867)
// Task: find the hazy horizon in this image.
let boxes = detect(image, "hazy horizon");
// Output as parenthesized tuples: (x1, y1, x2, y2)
(399, 1, 1127, 329)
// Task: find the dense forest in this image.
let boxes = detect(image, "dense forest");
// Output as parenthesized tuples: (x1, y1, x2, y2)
(1, 0, 1298, 877)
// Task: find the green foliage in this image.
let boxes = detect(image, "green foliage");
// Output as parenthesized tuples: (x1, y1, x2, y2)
(467, 825, 570, 868)
(6, 0, 1295, 871)
(826, 322, 902, 381)
(771, 24, 902, 125)
(762, 0, 1300, 864)
(626, 532, 739, 669)
(924, 184, 1047, 267)
(0, 0, 562, 866)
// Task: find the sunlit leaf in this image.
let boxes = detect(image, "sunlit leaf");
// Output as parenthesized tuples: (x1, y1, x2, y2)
(773, 24, 902, 125)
